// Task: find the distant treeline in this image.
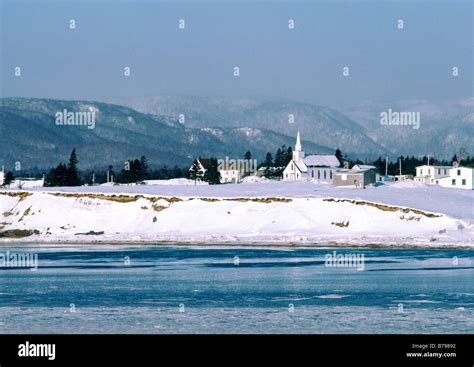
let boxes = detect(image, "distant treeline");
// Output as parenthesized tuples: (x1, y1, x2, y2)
(5, 147, 474, 187)
(260, 145, 294, 178)
(43, 149, 187, 187)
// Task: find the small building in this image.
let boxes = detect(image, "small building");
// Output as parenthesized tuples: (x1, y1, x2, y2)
(377, 175, 395, 182)
(333, 167, 377, 188)
(352, 164, 376, 171)
(436, 166, 473, 190)
(352, 164, 388, 182)
(9, 177, 44, 189)
(190, 157, 241, 184)
(256, 166, 280, 178)
(414, 165, 451, 184)
(0, 169, 4, 186)
(283, 132, 340, 183)
(394, 174, 413, 181)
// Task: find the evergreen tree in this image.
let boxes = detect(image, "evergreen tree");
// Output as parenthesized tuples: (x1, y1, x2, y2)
(335, 149, 344, 167)
(274, 147, 284, 167)
(131, 159, 142, 182)
(203, 158, 221, 185)
(160, 165, 170, 180)
(45, 163, 68, 187)
(118, 158, 146, 184)
(171, 165, 183, 178)
(189, 159, 203, 185)
(118, 161, 131, 183)
(3, 170, 15, 186)
(241, 151, 253, 178)
(263, 152, 274, 178)
(285, 146, 293, 165)
(140, 156, 149, 180)
(66, 148, 81, 186)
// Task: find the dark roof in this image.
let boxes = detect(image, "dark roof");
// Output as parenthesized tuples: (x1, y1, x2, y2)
(197, 157, 211, 169)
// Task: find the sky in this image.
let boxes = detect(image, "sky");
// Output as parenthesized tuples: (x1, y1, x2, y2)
(1, 0, 472, 108)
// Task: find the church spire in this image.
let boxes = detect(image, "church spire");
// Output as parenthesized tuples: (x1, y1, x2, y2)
(293, 131, 304, 162)
(295, 131, 302, 151)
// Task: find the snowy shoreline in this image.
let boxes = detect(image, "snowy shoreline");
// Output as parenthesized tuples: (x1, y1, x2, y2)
(0, 181, 472, 247)
(1, 240, 472, 250)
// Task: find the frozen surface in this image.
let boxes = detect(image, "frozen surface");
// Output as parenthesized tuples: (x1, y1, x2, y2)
(0, 245, 473, 333)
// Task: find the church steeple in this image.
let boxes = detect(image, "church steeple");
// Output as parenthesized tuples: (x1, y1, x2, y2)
(293, 131, 304, 162)
(295, 131, 302, 152)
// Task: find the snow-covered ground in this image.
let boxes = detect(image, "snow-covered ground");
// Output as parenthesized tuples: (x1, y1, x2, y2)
(0, 181, 472, 247)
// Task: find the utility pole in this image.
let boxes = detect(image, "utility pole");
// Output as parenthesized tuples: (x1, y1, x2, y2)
(385, 157, 388, 176)
(399, 158, 402, 176)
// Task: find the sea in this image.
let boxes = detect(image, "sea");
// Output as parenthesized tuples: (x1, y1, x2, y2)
(0, 244, 473, 334)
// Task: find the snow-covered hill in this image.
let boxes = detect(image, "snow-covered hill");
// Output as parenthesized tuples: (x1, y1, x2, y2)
(342, 98, 474, 159)
(103, 95, 391, 158)
(1, 182, 472, 247)
(0, 98, 334, 169)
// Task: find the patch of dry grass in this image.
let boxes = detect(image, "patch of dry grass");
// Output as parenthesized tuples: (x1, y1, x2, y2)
(0, 229, 40, 238)
(323, 198, 440, 218)
(331, 220, 350, 228)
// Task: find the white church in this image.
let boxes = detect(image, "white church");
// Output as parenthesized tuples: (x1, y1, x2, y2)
(283, 132, 341, 182)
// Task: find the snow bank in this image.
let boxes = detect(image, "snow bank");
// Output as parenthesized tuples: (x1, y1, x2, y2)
(143, 178, 208, 186)
(28, 181, 473, 221)
(241, 176, 268, 183)
(0, 190, 471, 247)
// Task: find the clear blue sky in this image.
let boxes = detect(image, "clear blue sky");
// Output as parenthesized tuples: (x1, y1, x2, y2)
(1, 0, 472, 107)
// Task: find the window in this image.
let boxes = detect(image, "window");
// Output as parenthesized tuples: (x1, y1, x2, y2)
(462, 179, 466, 186)
(318, 170, 320, 179)
(428, 169, 431, 174)
(457, 169, 461, 176)
(330, 171, 333, 179)
(291, 164, 293, 170)
(452, 179, 456, 186)
(438, 169, 440, 175)
(324, 170, 327, 179)
(311, 170, 314, 178)
(444, 169, 447, 175)
(420, 169, 423, 175)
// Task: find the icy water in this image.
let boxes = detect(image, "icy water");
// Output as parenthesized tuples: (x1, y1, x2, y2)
(0, 245, 473, 334)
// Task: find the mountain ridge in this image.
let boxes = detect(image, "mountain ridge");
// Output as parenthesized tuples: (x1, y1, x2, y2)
(0, 97, 337, 170)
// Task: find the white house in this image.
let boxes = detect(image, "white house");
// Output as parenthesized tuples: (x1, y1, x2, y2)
(282, 132, 340, 182)
(414, 165, 451, 184)
(436, 166, 473, 190)
(190, 157, 241, 184)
